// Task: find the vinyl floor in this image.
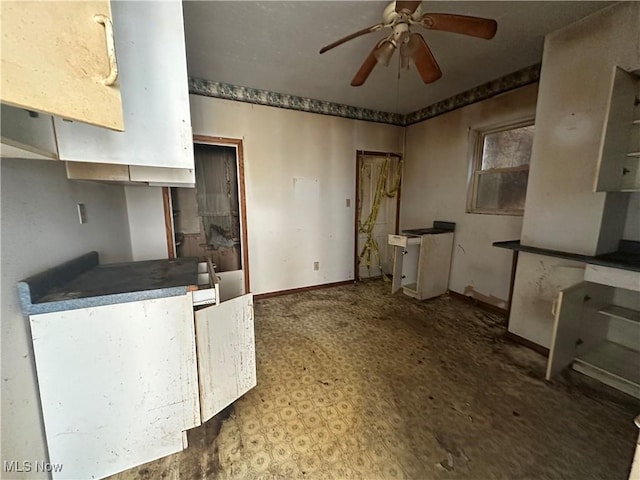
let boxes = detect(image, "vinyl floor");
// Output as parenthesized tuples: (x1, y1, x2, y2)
(111, 279, 640, 480)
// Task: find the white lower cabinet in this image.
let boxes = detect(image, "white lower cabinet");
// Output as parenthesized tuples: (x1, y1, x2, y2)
(30, 291, 255, 479)
(546, 269, 640, 399)
(389, 232, 454, 300)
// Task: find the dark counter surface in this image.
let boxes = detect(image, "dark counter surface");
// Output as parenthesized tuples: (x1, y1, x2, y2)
(402, 221, 456, 236)
(18, 252, 200, 315)
(493, 240, 640, 272)
(38, 258, 199, 302)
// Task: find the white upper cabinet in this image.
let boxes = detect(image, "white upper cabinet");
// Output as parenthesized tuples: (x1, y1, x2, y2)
(0, 1, 124, 131)
(594, 67, 640, 192)
(54, 0, 194, 170)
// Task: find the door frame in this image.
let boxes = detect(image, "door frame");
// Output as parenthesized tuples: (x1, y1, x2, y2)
(163, 135, 251, 294)
(354, 150, 403, 282)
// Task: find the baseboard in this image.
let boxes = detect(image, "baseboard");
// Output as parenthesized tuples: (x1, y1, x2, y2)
(504, 331, 549, 357)
(447, 290, 508, 317)
(254, 280, 354, 300)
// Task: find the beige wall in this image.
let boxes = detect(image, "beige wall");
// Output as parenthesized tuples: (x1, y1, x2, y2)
(402, 84, 539, 307)
(189, 95, 404, 294)
(510, 2, 640, 347)
(1, 159, 133, 478)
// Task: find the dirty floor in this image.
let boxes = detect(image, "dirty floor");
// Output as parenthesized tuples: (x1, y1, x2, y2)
(111, 280, 640, 480)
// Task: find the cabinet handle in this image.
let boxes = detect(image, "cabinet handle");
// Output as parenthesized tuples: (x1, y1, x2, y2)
(93, 14, 118, 86)
(551, 297, 559, 317)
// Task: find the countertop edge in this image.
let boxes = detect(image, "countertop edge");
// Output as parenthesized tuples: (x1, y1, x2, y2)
(22, 286, 189, 316)
(492, 240, 640, 272)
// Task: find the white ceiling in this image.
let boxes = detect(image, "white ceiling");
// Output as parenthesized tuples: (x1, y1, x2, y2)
(183, 1, 612, 114)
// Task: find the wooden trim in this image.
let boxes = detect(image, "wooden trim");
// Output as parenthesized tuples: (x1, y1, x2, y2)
(505, 331, 549, 357)
(162, 187, 176, 259)
(448, 290, 508, 316)
(354, 151, 403, 283)
(354, 153, 361, 282)
(236, 140, 250, 295)
(192, 135, 251, 294)
(254, 280, 354, 301)
(357, 149, 402, 158)
(395, 165, 402, 235)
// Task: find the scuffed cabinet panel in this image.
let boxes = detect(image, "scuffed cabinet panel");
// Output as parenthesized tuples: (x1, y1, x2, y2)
(29, 295, 200, 480)
(195, 294, 256, 422)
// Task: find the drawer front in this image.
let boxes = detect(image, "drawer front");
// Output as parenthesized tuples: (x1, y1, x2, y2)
(192, 287, 218, 307)
(388, 234, 408, 247)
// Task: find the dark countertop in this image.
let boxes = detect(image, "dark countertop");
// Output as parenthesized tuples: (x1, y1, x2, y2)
(37, 258, 199, 302)
(18, 252, 200, 315)
(493, 240, 640, 272)
(402, 221, 456, 236)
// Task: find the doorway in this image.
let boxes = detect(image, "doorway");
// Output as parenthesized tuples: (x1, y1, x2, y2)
(166, 136, 250, 299)
(355, 151, 402, 281)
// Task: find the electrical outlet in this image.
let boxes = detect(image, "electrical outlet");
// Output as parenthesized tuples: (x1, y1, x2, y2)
(346, 198, 351, 207)
(313, 261, 319, 271)
(77, 203, 87, 224)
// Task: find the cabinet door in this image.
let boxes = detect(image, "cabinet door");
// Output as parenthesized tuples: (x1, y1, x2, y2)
(546, 282, 586, 380)
(195, 294, 256, 423)
(29, 295, 200, 480)
(1, 1, 123, 130)
(391, 246, 403, 294)
(54, 0, 194, 169)
(416, 233, 454, 300)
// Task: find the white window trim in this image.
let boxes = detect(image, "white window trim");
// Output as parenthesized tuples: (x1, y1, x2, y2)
(466, 117, 535, 216)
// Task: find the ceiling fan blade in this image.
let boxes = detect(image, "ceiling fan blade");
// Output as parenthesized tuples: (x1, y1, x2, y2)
(351, 45, 379, 86)
(420, 13, 497, 39)
(410, 33, 442, 84)
(320, 23, 384, 54)
(395, 1, 422, 14)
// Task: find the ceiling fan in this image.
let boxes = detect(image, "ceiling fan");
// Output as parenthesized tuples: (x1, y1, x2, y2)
(319, 1, 498, 86)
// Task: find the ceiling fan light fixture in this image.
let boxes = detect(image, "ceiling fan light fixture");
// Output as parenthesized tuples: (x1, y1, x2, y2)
(374, 40, 396, 66)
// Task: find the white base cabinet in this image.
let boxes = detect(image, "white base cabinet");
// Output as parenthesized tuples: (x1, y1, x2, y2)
(389, 232, 454, 300)
(30, 295, 201, 480)
(29, 290, 255, 479)
(547, 267, 640, 398)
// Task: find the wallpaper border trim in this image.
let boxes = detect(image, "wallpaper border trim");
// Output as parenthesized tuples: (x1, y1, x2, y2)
(188, 64, 540, 127)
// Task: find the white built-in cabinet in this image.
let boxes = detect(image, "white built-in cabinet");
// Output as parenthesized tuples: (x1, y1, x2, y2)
(29, 290, 255, 480)
(0, 106, 58, 160)
(54, 1, 193, 171)
(0, 1, 195, 186)
(388, 232, 454, 300)
(595, 66, 640, 192)
(0, 1, 124, 131)
(546, 264, 640, 399)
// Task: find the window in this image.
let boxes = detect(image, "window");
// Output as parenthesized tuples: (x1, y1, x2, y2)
(467, 119, 534, 215)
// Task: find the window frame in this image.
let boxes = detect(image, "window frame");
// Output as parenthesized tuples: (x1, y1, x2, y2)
(466, 117, 535, 216)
